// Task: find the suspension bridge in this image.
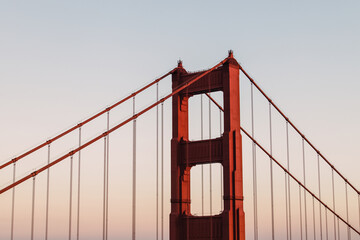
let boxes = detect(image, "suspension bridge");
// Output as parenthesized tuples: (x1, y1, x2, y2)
(0, 51, 359, 240)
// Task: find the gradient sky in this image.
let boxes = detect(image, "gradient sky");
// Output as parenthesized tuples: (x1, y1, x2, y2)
(0, 1, 359, 239)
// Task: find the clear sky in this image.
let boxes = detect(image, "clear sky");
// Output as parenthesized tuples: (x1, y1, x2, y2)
(0, 1, 359, 239)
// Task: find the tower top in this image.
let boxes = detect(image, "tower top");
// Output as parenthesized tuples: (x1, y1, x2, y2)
(177, 60, 183, 68)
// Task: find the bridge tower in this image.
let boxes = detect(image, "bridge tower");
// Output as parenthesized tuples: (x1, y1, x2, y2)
(170, 51, 245, 240)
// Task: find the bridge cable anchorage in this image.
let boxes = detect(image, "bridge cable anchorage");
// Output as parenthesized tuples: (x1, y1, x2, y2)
(0, 69, 175, 173)
(156, 82, 159, 240)
(31, 175, 36, 240)
(161, 102, 164, 240)
(317, 154, 323, 240)
(345, 182, 350, 240)
(331, 168, 337, 240)
(250, 82, 258, 240)
(201, 94, 204, 216)
(106, 111, 110, 240)
(302, 138, 308, 240)
(286, 121, 292, 240)
(132, 96, 136, 240)
(238, 64, 360, 196)
(45, 144, 50, 240)
(76, 127, 81, 240)
(269, 101, 275, 240)
(10, 162, 16, 240)
(0, 57, 227, 196)
(240, 127, 360, 236)
(69, 155, 74, 240)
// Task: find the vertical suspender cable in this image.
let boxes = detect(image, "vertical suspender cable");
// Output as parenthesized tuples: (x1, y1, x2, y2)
(161, 102, 164, 240)
(286, 121, 292, 240)
(313, 196, 316, 240)
(269, 102, 275, 240)
(209, 92, 213, 240)
(209, 92, 212, 216)
(208, 82, 213, 240)
(31, 175, 36, 240)
(132, 96, 136, 240)
(345, 182, 350, 240)
(10, 162, 16, 240)
(76, 127, 81, 240)
(325, 208, 328, 240)
(186, 89, 189, 240)
(303, 138, 308, 240)
(358, 194, 360, 233)
(220, 108, 223, 211)
(69, 155, 73, 240)
(106, 112, 110, 240)
(45, 144, 50, 240)
(251, 82, 258, 240)
(285, 171, 289, 240)
(156, 83, 159, 240)
(201, 94, 204, 216)
(299, 185, 303, 240)
(318, 154, 323, 240)
(332, 169, 337, 240)
(337, 217, 340, 240)
(103, 136, 107, 240)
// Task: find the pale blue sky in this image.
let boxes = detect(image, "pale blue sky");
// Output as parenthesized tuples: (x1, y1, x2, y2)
(0, 1, 359, 239)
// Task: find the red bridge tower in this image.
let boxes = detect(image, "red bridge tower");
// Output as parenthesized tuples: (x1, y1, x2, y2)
(170, 52, 245, 240)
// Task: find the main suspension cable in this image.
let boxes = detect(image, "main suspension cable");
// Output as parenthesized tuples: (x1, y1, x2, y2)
(240, 126, 360, 235)
(0, 57, 229, 196)
(239, 65, 360, 196)
(0, 69, 176, 173)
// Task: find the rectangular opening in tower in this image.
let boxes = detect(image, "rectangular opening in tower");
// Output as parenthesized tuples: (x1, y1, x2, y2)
(188, 92, 223, 141)
(190, 163, 223, 216)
